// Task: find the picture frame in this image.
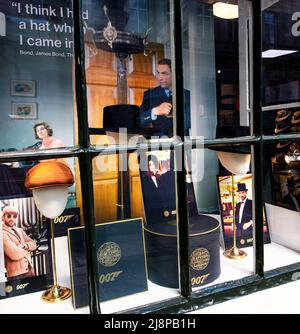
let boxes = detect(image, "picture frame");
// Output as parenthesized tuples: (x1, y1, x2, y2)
(139, 150, 198, 226)
(216, 174, 271, 249)
(0, 197, 53, 299)
(10, 102, 38, 120)
(11, 80, 36, 97)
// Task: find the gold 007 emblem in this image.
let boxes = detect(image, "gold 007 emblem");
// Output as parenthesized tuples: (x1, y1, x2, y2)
(97, 242, 122, 267)
(190, 248, 210, 271)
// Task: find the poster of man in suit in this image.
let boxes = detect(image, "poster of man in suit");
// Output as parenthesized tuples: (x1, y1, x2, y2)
(217, 174, 271, 249)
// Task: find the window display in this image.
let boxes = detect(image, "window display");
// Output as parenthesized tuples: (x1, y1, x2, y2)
(0, 0, 299, 315)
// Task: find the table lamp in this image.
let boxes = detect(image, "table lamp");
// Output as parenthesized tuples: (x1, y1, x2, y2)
(25, 161, 74, 302)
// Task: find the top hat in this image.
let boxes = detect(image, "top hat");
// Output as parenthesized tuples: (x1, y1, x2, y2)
(275, 109, 291, 123)
(291, 111, 300, 125)
(214, 126, 251, 154)
(103, 104, 140, 134)
(237, 183, 248, 192)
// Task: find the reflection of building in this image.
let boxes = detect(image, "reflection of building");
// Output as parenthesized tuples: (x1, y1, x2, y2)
(0, 12, 6, 37)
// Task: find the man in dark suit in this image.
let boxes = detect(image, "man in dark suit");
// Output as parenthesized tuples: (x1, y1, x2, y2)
(282, 178, 300, 212)
(140, 58, 190, 137)
(234, 183, 253, 239)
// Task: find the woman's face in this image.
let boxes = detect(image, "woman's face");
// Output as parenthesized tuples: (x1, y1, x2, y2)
(36, 125, 49, 139)
(148, 160, 156, 173)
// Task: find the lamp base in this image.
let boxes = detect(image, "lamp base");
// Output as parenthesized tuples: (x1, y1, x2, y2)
(223, 247, 247, 260)
(42, 285, 72, 303)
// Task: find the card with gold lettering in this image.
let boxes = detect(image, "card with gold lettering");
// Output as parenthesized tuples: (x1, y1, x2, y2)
(68, 218, 148, 309)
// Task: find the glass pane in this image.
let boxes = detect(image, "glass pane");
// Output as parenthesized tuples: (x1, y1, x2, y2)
(262, 0, 300, 273)
(0, 157, 87, 313)
(92, 150, 181, 313)
(262, 0, 300, 135)
(263, 140, 300, 271)
(182, 0, 251, 140)
(83, 0, 176, 141)
(0, 0, 76, 155)
(188, 146, 270, 293)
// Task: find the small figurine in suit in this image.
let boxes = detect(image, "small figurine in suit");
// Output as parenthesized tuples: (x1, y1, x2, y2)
(234, 183, 253, 239)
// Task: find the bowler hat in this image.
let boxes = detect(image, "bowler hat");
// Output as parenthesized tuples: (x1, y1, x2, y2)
(237, 183, 248, 192)
(275, 109, 291, 122)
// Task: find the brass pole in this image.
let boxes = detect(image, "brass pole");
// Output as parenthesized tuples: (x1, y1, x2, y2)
(41, 218, 72, 302)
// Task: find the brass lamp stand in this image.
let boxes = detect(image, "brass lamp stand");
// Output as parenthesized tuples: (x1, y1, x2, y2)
(42, 218, 72, 302)
(223, 174, 247, 260)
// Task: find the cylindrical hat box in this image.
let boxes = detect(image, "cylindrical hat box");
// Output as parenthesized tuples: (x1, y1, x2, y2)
(144, 215, 220, 288)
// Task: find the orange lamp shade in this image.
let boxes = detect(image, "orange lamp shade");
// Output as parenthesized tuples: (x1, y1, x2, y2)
(25, 161, 74, 189)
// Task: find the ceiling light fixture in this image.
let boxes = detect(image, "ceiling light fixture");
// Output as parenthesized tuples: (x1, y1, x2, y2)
(213, 2, 239, 20)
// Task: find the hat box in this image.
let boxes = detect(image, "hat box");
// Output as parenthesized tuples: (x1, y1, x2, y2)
(144, 215, 221, 288)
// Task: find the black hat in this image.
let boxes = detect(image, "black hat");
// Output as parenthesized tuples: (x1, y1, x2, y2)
(103, 104, 140, 133)
(237, 183, 248, 192)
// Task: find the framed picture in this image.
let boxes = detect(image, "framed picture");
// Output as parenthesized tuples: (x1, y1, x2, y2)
(11, 80, 36, 97)
(10, 102, 37, 120)
(0, 197, 52, 299)
(217, 174, 271, 249)
(139, 150, 198, 226)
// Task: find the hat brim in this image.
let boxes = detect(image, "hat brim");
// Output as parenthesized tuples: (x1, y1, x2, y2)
(277, 141, 292, 149)
(274, 126, 291, 134)
(275, 114, 291, 122)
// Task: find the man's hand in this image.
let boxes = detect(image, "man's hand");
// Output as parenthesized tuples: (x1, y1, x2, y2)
(243, 220, 253, 230)
(153, 103, 172, 117)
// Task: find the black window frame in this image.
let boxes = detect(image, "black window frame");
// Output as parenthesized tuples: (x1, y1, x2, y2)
(1, 0, 300, 314)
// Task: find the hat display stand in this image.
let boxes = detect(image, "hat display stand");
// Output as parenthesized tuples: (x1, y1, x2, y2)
(217, 151, 251, 260)
(25, 162, 74, 302)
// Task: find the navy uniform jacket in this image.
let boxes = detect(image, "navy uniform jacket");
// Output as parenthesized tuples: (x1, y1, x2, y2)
(234, 198, 253, 238)
(140, 86, 191, 137)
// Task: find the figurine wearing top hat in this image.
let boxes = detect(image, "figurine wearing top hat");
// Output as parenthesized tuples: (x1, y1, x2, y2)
(234, 183, 253, 239)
